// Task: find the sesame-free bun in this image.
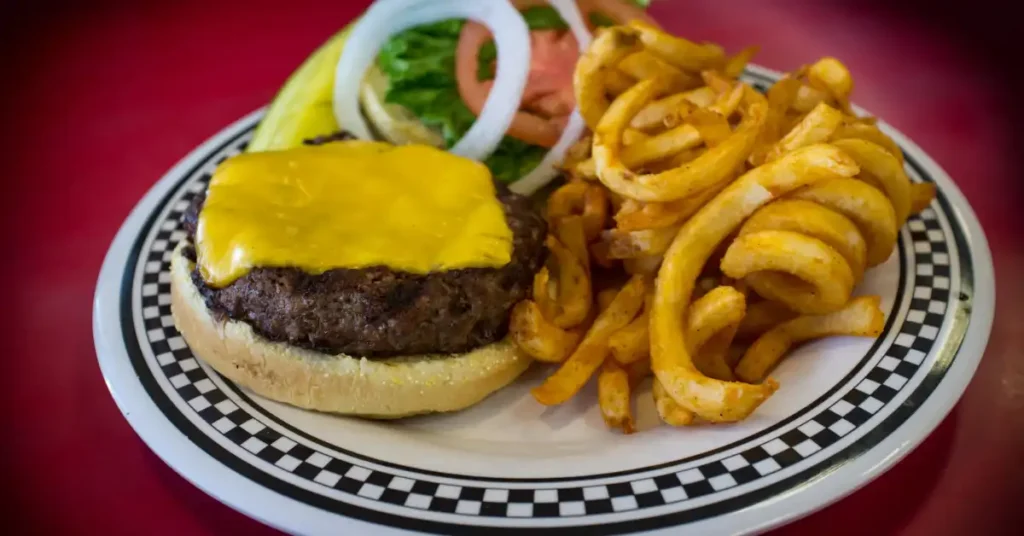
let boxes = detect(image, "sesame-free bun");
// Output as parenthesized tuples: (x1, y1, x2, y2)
(169, 243, 532, 419)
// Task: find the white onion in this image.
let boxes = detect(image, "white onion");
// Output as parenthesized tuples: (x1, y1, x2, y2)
(333, 0, 531, 161)
(509, 0, 592, 196)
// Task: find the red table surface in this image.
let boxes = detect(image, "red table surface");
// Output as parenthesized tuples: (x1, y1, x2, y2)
(3, 0, 1022, 534)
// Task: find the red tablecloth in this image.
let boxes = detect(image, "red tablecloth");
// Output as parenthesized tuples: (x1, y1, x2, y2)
(5, 1, 1021, 534)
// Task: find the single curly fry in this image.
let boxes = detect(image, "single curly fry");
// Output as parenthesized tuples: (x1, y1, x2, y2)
(831, 138, 912, 228)
(735, 295, 885, 383)
(788, 177, 897, 267)
(629, 20, 725, 73)
(574, 26, 642, 131)
(544, 235, 592, 328)
(510, 300, 582, 363)
(720, 230, 856, 315)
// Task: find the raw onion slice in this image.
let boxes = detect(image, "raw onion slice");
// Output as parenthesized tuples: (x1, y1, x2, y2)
(509, 0, 592, 195)
(333, 0, 531, 161)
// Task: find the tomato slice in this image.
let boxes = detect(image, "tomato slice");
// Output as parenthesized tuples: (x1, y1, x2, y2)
(455, 0, 658, 148)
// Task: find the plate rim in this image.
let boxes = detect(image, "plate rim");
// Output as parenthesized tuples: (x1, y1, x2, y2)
(93, 64, 995, 535)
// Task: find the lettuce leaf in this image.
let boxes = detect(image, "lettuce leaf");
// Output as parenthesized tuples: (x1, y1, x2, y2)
(377, 20, 545, 183)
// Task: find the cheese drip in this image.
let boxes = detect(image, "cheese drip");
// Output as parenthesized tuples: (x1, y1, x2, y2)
(196, 141, 513, 287)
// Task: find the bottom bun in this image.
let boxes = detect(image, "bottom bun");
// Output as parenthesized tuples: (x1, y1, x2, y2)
(169, 243, 532, 419)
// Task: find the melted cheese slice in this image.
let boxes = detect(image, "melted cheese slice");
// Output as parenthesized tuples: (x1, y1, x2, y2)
(196, 141, 512, 287)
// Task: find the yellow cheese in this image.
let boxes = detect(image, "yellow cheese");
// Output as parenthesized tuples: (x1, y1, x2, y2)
(196, 141, 512, 287)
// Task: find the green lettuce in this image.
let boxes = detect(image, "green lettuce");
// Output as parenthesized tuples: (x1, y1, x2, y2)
(377, 20, 545, 183)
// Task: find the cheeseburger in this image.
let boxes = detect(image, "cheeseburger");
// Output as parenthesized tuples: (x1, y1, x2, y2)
(170, 0, 653, 418)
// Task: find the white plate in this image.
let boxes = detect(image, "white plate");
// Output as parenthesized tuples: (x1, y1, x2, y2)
(94, 66, 994, 535)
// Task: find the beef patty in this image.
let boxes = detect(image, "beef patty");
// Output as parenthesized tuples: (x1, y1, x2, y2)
(181, 181, 546, 358)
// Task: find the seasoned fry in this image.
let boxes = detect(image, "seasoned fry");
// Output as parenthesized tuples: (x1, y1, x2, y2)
(617, 50, 700, 94)
(554, 215, 590, 274)
(598, 359, 636, 434)
(653, 378, 694, 426)
(788, 177, 897, 267)
(738, 199, 866, 281)
(576, 124, 702, 180)
(603, 69, 636, 96)
(615, 198, 692, 231)
(548, 181, 608, 242)
(629, 20, 725, 72)
(576, 82, 738, 180)
(735, 295, 885, 383)
(609, 310, 649, 365)
(622, 128, 650, 146)
(831, 121, 903, 165)
(909, 182, 936, 215)
(695, 324, 738, 381)
(686, 285, 747, 350)
(679, 86, 719, 108)
(510, 300, 582, 363)
(792, 84, 830, 113)
(722, 230, 855, 315)
(532, 275, 647, 405)
(547, 181, 589, 224)
(723, 45, 759, 78)
(593, 81, 767, 202)
(765, 101, 844, 162)
(574, 26, 642, 130)
(597, 287, 620, 312)
(610, 284, 747, 369)
(630, 92, 697, 131)
(602, 225, 680, 259)
(613, 162, 734, 232)
(543, 235, 592, 328)
(581, 185, 609, 241)
(650, 144, 858, 422)
(665, 147, 708, 167)
(736, 300, 799, 339)
(532, 266, 556, 317)
(831, 138, 912, 227)
(749, 75, 801, 166)
(563, 134, 593, 170)
(807, 57, 854, 113)
(700, 70, 734, 94)
(708, 83, 745, 117)
(686, 109, 732, 147)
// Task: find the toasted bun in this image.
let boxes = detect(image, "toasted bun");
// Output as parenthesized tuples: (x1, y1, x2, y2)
(169, 243, 532, 418)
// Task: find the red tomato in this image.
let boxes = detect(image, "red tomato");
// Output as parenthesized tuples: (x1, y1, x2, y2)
(455, 0, 658, 148)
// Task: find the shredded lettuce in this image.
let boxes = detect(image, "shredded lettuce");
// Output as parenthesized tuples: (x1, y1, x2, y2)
(377, 20, 545, 183)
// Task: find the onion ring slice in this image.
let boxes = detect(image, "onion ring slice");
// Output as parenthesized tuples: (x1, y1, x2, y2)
(333, 0, 531, 161)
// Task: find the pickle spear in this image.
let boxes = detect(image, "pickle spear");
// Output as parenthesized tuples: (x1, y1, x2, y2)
(248, 25, 353, 152)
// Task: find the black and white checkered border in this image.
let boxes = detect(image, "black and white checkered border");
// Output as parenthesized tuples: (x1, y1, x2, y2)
(135, 136, 952, 520)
